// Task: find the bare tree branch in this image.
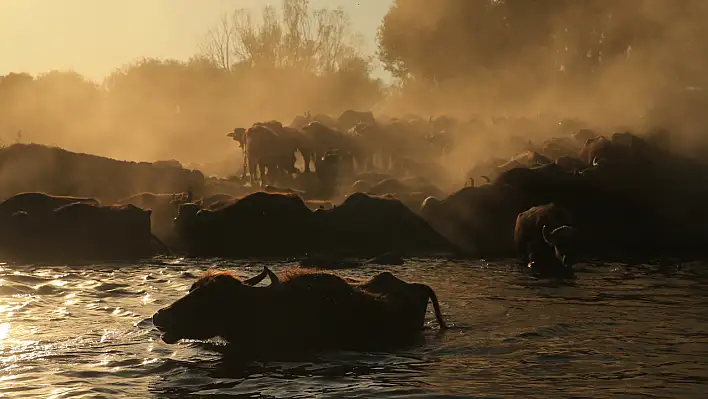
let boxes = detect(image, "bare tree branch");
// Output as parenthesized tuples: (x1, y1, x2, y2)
(198, 0, 366, 74)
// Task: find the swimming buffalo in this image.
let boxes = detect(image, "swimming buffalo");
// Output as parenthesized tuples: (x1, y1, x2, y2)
(420, 185, 523, 257)
(174, 191, 314, 257)
(0, 192, 100, 218)
(514, 203, 578, 274)
(0, 202, 166, 261)
(152, 267, 447, 355)
(313, 192, 458, 257)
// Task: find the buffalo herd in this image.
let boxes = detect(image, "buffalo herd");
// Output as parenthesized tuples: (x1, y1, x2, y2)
(3, 110, 708, 357)
(0, 111, 705, 278)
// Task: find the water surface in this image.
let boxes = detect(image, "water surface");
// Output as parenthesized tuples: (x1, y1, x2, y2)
(0, 259, 706, 398)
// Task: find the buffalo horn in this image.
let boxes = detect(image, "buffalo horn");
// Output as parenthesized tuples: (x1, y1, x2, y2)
(542, 224, 553, 246)
(551, 225, 574, 237)
(243, 267, 269, 286)
(265, 267, 281, 287)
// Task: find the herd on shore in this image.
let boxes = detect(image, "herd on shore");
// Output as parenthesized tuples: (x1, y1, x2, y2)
(1, 110, 706, 356)
(0, 111, 702, 271)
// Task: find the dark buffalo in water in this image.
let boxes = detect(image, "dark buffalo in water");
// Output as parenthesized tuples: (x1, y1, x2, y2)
(555, 155, 588, 172)
(152, 267, 447, 356)
(572, 128, 598, 144)
(313, 192, 458, 257)
(174, 190, 455, 258)
(579, 136, 619, 164)
(541, 137, 579, 160)
(0, 192, 100, 218)
(514, 203, 578, 275)
(196, 193, 235, 210)
(116, 191, 192, 208)
(1, 202, 166, 261)
(115, 191, 192, 248)
(420, 184, 524, 258)
(174, 191, 314, 257)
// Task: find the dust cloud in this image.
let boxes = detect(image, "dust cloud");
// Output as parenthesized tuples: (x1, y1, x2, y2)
(376, 0, 708, 181)
(1, 0, 707, 186)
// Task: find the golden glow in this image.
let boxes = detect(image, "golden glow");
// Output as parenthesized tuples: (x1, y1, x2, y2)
(0, 0, 391, 81)
(0, 323, 10, 342)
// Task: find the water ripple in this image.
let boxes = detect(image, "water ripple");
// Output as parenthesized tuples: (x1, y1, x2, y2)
(0, 260, 705, 397)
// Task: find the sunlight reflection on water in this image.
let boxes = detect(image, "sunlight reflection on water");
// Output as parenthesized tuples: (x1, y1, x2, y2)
(0, 259, 705, 398)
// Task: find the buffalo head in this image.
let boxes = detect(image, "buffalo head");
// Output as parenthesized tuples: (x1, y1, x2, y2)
(227, 128, 246, 147)
(152, 266, 280, 343)
(541, 224, 578, 268)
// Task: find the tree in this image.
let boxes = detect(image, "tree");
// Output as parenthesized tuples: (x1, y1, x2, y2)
(199, 0, 365, 75)
(376, 0, 708, 116)
(378, 0, 708, 87)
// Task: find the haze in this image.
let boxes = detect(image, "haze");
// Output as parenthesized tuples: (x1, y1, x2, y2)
(1, 0, 707, 184)
(0, 0, 393, 81)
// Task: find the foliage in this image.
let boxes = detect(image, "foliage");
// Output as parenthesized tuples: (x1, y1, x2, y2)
(0, 0, 382, 169)
(200, 0, 365, 75)
(376, 0, 708, 115)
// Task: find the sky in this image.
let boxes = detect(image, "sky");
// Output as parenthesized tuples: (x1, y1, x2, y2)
(0, 0, 394, 82)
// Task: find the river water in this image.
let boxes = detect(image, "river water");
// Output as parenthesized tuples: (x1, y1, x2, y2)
(0, 259, 706, 398)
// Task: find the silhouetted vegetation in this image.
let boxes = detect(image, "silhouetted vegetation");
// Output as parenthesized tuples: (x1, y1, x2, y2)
(0, 0, 382, 176)
(2, 0, 708, 174)
(377, 0, 708, 131)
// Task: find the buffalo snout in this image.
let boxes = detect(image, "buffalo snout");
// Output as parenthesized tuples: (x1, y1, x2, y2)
(152, 307, 183, 344)
(152, 308, 171, 329)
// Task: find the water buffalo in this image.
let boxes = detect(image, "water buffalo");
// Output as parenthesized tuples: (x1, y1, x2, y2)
(514, 203, 577, 275)
(254, 120, 313, 174)
(174, 191, 314, 257)
(301, 121, 361, 172)
(0, 192, 100, 218)
(367, 178, 411, 196)
(1, 202, 166, 261)
(572, 128, 597, 144)
(227, 127, 248, 178)
(420, 185, 522, 257)
(350, 179, 373, 193)
(313, 192, 458, 257)
(289, 111, 339, 131)
(337, 109, 377, 132)
(511, 150, 553, 168)
(243, 124, 287, 186)
(115, 191, 192, 248)
(541, 137, 579, 160)
(153, 159, 183, 169)
(579, 136, 617, 164)
(116, 191, 192, 208)
(554, 156, 587, 172)
(196, 193, 235, 210)
(152, 267, 447, 355)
